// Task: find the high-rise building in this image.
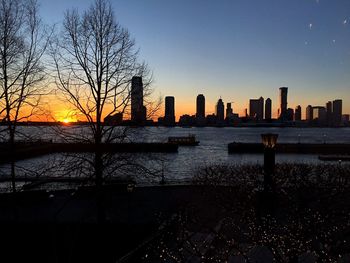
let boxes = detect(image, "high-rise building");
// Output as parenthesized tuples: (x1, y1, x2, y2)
(265, 98, 272, 120)
(313, 106, 327, 125)
(196, 94, 205, 118)
(326, 101, 333, 126)
(216, 98, 225, 124)
(279, 87, 288, 121)
(249, 97, 264, 120)
(294, 105, 301, 121)
(226, 103, 233, 118)
(326, 101, 332, 114)
(196, 94, 206, 126)
(333, 99, 342, 126)
(306, 105, 313, 121)
(131, 76, 146, 124)
(164, 96, 175, 126)
(286, 108, 294, 121)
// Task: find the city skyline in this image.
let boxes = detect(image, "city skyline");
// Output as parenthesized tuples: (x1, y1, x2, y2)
(162, 89, 346, 122)
(37, 0, 350, 121)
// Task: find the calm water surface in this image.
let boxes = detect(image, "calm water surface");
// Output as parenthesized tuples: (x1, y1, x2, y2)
(134, 127, 350, 179)
(2, 126, 350, 182)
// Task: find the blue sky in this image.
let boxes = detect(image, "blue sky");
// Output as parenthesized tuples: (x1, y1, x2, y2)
(40, 0, 350, 118)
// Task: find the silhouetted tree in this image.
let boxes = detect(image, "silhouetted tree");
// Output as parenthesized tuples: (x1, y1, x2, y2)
(51, 0, 154, 187)
(0, 0, 49, 192)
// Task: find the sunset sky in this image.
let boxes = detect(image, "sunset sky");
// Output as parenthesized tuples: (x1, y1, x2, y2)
(40, 0, 350, 120)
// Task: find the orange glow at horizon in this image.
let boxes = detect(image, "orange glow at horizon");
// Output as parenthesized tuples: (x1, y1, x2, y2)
(54, 109, 79, 123)
(13, 93, 350, 123)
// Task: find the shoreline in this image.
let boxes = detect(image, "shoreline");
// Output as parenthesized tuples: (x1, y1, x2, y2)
(1, 122, 349, 128)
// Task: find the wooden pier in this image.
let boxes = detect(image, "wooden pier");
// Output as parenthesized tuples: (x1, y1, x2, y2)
(0, 142, 178, 164)
(228, 142, 350, 155)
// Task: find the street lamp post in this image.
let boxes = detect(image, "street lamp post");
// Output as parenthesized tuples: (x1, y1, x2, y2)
(261, 133, 278, 192)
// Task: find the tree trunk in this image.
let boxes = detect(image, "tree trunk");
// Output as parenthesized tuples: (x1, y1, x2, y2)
(94, 148, 103, 187)
(94, 140, 105, 223)
(10, 160, 16, 193)
(9, 127, 16, 193)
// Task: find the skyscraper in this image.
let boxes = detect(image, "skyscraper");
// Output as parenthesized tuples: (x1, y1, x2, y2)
(196, 94, 206, 126)
(265, 98, 272, 120)
(164, 96, 175, 126)
(249, 97, 264, 120)
(279, 87, 288, 121)
(313, 106, 327, 125)
(196, 94, 205, 118)
(216, 98, 225, 124)
(294, 105, 301, 121)
(287, 108, 294, 121)
(333, 99, 342, 126)
(326, 101, 333, 126)
(306, 105, 313, 121)
(226, 103, 233, 119)
(131, 76, 146, 124)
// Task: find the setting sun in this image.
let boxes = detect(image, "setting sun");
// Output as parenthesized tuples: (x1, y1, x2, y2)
(55, 109, 79, 123)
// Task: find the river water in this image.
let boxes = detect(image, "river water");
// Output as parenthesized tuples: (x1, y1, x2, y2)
(132, 126, 350, 180)
(1, 126, 350, 184)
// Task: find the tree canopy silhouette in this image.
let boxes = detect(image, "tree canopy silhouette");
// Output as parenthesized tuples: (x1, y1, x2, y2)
(51, 0, 153, 186)
(0, 0, 49, 192)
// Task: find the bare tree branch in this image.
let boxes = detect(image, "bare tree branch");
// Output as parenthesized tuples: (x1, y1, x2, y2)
(50, 0, 156, 186)
(0, 0, 50, 192)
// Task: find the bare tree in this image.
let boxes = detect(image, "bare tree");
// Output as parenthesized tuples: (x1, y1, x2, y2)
(0, 0, 49, 192)
(51, 0, 154, 187)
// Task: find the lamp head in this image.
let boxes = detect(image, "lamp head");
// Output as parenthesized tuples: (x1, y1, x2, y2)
(127, 183, 135, 193)
(261, 133, 279, 148)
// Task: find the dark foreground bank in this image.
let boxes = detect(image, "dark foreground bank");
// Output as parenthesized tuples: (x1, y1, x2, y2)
(0, 185, 197, 263)
(1, 178, 350, 262)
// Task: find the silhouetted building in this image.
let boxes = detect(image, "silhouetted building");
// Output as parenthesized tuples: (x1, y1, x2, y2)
(249, 97, 264, 121)
(157, 117, 164, 125)
(342, 114, 349, 126)
(286, 108, 294, 121)
(178, 114, 195, 126)
(104, 112, 123, 125)
(164, 96, 175, 126)
(278, 87, 288, 121)
(226, 102, 236, 125)
(131, 76, 146, 124)
(313, 106, 327, 125)
(265, 98, 272, 120)
(294, 105, 301, 121)
(326, 101, 333, 125)
(216, 98, 225, 125)
(196, 94, 206, 126)
(196, 94, 205, 118)
(206, 114, 217, 126)
(333, 99, 342, 126)
(306, 105, 313, 121)
(226, 103, 233, 118)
